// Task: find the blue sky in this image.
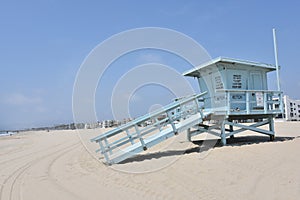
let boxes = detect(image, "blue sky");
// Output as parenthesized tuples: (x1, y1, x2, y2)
(1, 0, 300, 130)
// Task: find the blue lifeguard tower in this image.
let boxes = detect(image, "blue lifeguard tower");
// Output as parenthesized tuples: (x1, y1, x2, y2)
(90, 56, 282, 164)
(91, 30, 283, 164)
(183, 57, 283, 145)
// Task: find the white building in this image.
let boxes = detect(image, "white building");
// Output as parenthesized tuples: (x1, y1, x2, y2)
(282, 95, 300, 121)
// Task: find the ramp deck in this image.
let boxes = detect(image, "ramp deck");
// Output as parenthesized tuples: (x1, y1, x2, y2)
(91, 92, 207, 164)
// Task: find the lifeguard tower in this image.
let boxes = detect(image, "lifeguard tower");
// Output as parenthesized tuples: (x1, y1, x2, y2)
(91, 30, 283, 164)
(183, 57, 283, 145)
(90, 57, 282, 164)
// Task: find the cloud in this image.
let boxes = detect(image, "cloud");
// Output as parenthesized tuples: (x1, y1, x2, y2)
(3, 93, 42, 105)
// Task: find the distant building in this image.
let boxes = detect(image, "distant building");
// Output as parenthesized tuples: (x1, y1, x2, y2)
(282, 95, 300, 121)
(84, 122, 100, 129)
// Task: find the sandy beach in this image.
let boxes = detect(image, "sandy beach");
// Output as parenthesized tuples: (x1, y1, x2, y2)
(1, 122, 300, 200)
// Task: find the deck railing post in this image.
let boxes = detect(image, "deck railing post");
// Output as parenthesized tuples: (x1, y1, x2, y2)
(226, 91, 230, 115)
(246, 91, 250, 114)
(194, 97, 204, 119)
(279, 92, 284, 113)
(264, 92, 268, 114)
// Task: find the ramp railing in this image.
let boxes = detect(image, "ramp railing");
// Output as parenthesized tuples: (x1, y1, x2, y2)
(91, 92, 207, 164)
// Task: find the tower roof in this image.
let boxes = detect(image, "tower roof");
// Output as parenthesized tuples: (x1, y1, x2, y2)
(183, 57, 277, 77)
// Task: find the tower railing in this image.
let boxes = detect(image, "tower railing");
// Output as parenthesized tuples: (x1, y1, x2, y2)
(216, 89, 283, 115)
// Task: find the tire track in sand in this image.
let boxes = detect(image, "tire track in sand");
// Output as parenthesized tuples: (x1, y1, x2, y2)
(0, 142, 79, 200)
(0, 142, 67, 167)
(23, 144, 83, 200)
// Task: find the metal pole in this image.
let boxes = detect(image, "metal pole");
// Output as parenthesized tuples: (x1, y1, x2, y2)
(272, 28, 281, 91)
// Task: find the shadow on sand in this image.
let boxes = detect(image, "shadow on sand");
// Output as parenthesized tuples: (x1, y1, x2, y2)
(119, 136, 296, 164)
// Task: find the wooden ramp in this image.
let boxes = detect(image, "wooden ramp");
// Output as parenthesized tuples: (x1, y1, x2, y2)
(91, 92, 208, 164)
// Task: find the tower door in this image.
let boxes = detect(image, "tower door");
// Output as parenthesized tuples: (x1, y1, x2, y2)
(250, 72, 263, 90)
(250, 72, 264, 108)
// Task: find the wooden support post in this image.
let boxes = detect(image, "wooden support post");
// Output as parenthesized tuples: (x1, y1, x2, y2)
(229, 120, 234, 139)
(269, 116, 275, 141)
(187, 128, 192, 142)
(221, 121, 227, 146)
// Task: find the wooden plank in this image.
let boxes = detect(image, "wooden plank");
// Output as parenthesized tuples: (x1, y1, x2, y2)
(225, 121, 273, 136)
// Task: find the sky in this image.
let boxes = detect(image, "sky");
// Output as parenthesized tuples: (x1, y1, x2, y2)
(1, 0, 300, 130)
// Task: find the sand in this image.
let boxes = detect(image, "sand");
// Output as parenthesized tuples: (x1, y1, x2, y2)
(1, 122, 300, 200)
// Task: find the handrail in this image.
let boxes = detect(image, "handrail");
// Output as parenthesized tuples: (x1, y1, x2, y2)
(91, 91, 207, 142)
(216, 89, 282, 93)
